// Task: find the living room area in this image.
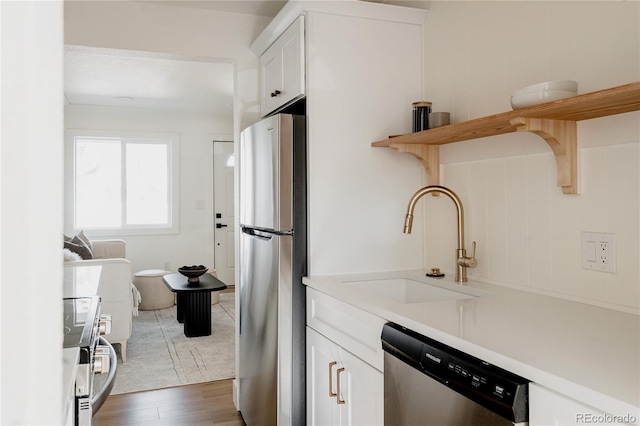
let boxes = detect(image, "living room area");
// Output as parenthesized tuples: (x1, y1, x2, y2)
(62, 40, 240, 397)
(63, 233, 237, 393)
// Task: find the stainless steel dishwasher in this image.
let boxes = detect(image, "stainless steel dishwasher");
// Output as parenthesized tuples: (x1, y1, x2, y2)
(381, 323, 529, 425)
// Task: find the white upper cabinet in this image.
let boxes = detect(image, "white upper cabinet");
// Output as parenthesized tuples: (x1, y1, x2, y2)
(259, 16, 305, 116)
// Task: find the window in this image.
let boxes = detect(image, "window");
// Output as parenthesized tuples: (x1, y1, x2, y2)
(66, 130, 179, 235)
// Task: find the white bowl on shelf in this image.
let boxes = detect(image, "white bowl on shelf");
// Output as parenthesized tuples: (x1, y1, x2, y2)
(511, 90, 577, 109)
(510, 80, 578, 109)
(512, 80, 578, 96)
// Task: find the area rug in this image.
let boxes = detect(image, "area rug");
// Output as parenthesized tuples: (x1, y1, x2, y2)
(97, 292, 235, 394)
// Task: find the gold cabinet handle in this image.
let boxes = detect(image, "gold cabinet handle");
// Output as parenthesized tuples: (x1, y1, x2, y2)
(329, 361, 338, 397)
(336, 367, 346, 405)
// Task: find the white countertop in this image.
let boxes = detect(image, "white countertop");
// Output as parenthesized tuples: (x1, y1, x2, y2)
(303, 270, 640, 417)
(63, 265, 102, 298)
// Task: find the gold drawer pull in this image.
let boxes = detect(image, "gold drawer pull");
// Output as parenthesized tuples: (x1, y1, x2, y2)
(329, 361, 338, 397)
(336, 367, 346, 405)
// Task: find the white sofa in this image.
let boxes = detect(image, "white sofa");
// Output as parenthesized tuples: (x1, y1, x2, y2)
(65, 239, 135, 362)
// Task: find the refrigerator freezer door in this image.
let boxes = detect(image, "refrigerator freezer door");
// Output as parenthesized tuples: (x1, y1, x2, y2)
(239, 114, 293, 232)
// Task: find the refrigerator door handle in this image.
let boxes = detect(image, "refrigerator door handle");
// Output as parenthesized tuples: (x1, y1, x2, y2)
(241, 225, 293, 239)
(242, 227, 273, 240)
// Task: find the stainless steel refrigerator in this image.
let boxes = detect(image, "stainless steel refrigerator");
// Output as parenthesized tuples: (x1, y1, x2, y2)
(238, 113, 306, 426)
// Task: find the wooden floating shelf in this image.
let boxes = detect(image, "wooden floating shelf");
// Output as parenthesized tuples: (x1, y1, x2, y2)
(372, 81, 640, 194)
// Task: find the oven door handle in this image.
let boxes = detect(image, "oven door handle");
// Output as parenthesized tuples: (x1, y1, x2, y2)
(91, 337, 117, 415)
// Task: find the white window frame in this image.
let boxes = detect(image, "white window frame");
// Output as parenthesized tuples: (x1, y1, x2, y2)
(65, 129, 180, 236)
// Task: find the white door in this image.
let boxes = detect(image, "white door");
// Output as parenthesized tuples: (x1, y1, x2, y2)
(213, 141, 235, 286)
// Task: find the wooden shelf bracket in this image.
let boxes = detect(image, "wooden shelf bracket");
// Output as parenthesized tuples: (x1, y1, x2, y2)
(510, 117, 577, 194)
(387, 143, 440, 186)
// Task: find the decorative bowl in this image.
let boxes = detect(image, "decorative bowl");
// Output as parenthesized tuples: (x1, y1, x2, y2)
(511, 89, 577, 109)
(178, 265, 208, 283)
(510, 80, 578, 109)
(512, 80, 578, 96)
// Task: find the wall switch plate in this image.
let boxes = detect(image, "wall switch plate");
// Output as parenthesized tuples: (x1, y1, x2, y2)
(581, 232, 616, 273)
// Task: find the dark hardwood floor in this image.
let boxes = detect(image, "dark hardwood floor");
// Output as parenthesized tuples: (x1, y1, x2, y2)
(94, 379, 245, 425)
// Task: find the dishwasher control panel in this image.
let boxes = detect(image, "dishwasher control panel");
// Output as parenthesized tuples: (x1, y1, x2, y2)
(421, 345, 521, 403)
(382, 322, 529, 424)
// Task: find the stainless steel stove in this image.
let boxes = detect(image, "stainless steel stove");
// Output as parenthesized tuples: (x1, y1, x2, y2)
(63, 296, 116, 425)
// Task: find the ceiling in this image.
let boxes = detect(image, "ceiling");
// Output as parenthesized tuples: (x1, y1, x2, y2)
(145, 0, 288, 17)
(64, 46, 234, 113)
(64, 0, 427, 113)
(63, 1, 292, 113)
(145, 0, 428, 17)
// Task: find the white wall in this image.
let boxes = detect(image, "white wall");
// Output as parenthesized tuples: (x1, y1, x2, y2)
(64, 2, 271, 273)
(420, 1, 639, 312)
(1, 1, 64, 424)
(65, 104, 233, 273)
(305, 6, 426, 275)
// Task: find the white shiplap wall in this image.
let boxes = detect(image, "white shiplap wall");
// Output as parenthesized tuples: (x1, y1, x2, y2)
(420, 1, 639, 312)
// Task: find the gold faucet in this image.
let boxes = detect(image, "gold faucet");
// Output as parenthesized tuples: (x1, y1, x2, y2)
(404, 185, 477, 282)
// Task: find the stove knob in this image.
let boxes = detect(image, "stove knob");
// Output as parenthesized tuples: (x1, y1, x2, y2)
(94, 346, 111, 374)
(99, 314, 112, 335)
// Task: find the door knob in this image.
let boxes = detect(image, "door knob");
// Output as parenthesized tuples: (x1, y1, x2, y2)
(216, 223, 228, 229)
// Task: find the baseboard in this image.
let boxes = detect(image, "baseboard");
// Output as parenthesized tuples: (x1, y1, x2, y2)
(233, 378, 240, 410)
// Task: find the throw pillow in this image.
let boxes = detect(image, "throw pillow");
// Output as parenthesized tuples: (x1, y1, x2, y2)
(76, 230, 93, 254)
(64, 235, 94, 260)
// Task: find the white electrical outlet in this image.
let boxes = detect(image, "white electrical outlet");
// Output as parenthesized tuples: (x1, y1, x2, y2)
(163, 261, 171, 271)
(599, 241, 609, 264)
(581, 232, 616, 273)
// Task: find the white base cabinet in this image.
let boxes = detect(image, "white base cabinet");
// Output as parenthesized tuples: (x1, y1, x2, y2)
(307, 327, 383, 426)
(306, 288, 385, 426)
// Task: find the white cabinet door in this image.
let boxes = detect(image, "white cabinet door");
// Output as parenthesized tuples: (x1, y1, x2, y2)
(260, 46, 281, 115)
(260, 16, 305, 116)
(279, 16, 304, 105)
(307, 327, 384, 426)
(339, 346, 384, 426)
(307, 326, 341, 426)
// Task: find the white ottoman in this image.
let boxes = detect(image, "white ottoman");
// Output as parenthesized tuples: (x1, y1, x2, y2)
(134, 269, 174, 310)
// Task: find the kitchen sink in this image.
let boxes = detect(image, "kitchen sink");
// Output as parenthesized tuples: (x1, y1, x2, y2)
(343, 278, 478, 303)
